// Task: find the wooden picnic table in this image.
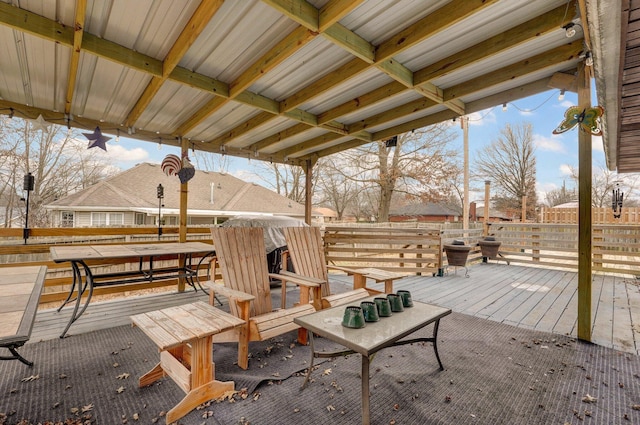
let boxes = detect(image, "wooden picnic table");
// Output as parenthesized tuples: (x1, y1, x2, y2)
(50, 242, 214, 338)
(0, 266, 46, 365)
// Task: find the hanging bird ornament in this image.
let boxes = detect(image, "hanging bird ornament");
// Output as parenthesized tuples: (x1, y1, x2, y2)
(553, 105, 604, 136)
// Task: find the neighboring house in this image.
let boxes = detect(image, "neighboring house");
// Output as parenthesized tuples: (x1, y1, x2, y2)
(389, 202, 462, 223)
(470, 202, 513, 222)
(45, 163, 320, 227)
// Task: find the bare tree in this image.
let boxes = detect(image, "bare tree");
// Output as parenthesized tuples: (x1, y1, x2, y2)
(0, 118, 117, 227)
(569, 163, 640, 207)
(544, 181, 577, 207)
(251, 162, 309, 204)
(474, 122, 538, 219)
(191, 151, 231, 173)
(325, 124, 458, 222)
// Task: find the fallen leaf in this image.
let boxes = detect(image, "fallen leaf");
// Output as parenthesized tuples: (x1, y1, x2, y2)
(81, 403, 94, 412)
(632, 405, 640, 410)
(117, 373, 130, 380)
(326, 405, 335, 411)
(21, 374, 40, 382)
(582, 394, 597, 403)
(253, 392, 260, 401)
(323, 368, 332, 376)
(132, 413, 139, 420)
(116, 386, 125, 394)
(59, 373, 67, 379)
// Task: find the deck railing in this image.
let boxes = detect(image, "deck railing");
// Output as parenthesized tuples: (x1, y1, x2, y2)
(2, 222, 640, 307)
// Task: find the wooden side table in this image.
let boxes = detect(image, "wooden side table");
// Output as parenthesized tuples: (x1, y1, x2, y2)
(352, 267, 404, 294)
(131, 301, 244, 424)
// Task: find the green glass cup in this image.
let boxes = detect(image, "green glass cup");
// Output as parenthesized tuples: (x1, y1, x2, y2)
(387, 294, 404, 312)
(342, 306, 366, 328)
(397, 290, 413, 307)
(374, 297, 392, 317)
(360, 301, 380, 322)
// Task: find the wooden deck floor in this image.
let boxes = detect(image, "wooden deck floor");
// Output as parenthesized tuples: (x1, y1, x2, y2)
(30, 263, 640, 356)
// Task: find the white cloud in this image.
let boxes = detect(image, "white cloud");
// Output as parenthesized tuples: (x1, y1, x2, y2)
(534, 134, 565, 153)
(592, 135, 604, 152)
(107, 144, 150, 163)
(559, 164, 573, 176)
(467, 109, 496, 126)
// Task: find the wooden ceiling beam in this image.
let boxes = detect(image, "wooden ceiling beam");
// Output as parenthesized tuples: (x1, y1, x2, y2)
(125, 0, 224, 128)
(299, 76, 570, 162)
(347, 97, 438, 134)
(375, 0, 500, 63)
(261, 0, 319, 31)
(414, 4, 577, 85)
(65, 0, 87, 115)
(317, 81, 407, 125)
(444, 41, 584, 102)
(319, 0, 365, 32)
(280, 59, 370, 112)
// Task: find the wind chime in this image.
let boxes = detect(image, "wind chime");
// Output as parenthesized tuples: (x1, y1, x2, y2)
(612, 183, 623, 219)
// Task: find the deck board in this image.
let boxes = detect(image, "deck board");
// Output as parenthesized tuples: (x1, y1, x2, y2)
(28, 264, 640, 355)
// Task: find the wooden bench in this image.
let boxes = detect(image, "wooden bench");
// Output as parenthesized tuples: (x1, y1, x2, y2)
(0, 266, 46, 366)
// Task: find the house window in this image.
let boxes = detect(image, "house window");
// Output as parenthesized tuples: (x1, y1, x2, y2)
(60, 211, 74, 227)
(91, 212, 107, 226)
(109, 213, 124, 226)
(135, 213, 145, 225)
(91, 212, 124, 226)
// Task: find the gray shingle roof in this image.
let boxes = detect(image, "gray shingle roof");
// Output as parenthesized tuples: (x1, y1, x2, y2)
(46, 163, 305, 216)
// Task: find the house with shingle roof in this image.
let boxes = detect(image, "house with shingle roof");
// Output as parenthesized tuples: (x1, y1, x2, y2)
(389, 202, 462, 223)
(45, 163, 316, 227)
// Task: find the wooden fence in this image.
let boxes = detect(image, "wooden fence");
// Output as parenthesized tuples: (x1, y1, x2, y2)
(540, 206, 640, 224)
(2, 222, 640, 307)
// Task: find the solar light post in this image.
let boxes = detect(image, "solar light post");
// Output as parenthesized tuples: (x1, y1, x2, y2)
(157, 183, 164, 240)
(23, 173, 34, 244)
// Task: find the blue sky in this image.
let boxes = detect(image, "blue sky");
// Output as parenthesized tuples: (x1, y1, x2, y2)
(98, 88, 606, 205)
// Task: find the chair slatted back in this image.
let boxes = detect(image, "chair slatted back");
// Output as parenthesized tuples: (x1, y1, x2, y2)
(211, 227, 272, 318)
(284, 226, 331, 297)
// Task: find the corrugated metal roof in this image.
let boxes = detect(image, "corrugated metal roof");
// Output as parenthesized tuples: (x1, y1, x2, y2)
(0, 0, 593, 165)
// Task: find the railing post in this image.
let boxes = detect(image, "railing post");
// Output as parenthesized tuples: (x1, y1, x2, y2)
(532, 225, 540, 262)
(593, 227, 603, 271)
(437, 231, 444, 276)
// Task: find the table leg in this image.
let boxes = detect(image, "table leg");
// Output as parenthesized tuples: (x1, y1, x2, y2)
(165, 336, 234, 424)
(301, 332, 316, 389)
(361, 354, 371, 425)
(432, 319, 444, 370)
(59, 260, 94, 338)
(384, 279, 393, 293)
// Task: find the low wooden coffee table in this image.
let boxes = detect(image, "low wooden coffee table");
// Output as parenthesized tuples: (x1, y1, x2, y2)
(295, 297, 451, 425)
(131, 301, 244, 424)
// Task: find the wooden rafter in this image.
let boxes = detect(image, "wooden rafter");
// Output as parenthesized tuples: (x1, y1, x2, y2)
(125, 0, 225, 128)
(65, 0, 86, 115)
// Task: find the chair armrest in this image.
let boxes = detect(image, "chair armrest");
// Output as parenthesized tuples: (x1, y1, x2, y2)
(268, 272, 320, 288)
(327, 265, 364, 276)
(205, 281, 255, 302)
(278, 270, 326, 285)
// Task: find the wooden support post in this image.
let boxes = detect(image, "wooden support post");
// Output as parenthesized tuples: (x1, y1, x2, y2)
(463, 117, 469, 233)
(178, 137, 188, 292)
(577, 61, 592, 342)
(303, 159, 315, 225)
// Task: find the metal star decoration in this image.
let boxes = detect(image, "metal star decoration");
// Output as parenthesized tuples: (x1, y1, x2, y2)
(82, 126, 111, 151)
(31, 114, 50, 133)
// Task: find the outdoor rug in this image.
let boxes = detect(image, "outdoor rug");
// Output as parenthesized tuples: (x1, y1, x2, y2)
(1, 311, 639, 425)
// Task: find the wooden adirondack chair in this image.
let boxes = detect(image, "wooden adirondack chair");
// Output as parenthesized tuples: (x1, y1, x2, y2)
(207, 227, 320, 370)
(283, 226, 403, 309)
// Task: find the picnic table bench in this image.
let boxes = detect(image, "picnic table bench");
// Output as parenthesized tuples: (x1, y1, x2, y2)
(0, 266, 46, 366)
